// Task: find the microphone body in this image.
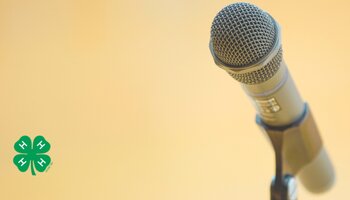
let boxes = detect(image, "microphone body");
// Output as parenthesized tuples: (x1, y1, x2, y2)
(209, 3, 335, 193)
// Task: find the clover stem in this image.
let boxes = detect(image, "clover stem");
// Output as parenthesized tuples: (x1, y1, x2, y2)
(31, 160, 36, 176)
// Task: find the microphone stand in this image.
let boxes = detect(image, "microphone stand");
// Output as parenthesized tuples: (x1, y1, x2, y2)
(256, 116, 298, 200)
(268, 129, 297, 200)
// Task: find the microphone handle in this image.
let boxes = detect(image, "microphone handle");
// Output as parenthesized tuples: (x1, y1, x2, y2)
(239, 60, 335, 193)
(241, 60, 304, 127)
(257, 104, 335, 193)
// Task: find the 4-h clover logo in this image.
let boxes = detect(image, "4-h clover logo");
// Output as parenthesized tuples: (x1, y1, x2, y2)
(13, 135, 52, 176)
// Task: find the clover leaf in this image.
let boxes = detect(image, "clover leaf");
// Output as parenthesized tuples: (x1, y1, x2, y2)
(13, 135, 51, 175)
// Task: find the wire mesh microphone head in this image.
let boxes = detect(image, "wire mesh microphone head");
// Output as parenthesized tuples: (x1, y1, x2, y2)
(211, 3, 276, 67)
(210, 3, 283, 84)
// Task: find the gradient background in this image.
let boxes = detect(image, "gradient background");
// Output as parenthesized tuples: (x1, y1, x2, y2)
(0, 0, 349, 199)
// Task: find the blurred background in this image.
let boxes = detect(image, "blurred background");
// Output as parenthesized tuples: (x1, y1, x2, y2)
(0, 0, 349, 199)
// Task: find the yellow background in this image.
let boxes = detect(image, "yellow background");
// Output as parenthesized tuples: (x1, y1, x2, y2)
(0, 0, 349, 199)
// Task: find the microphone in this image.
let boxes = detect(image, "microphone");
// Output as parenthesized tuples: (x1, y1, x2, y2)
(209, 2, 335, 193)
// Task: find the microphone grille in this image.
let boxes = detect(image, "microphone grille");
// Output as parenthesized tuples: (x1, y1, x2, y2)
(228, 47, 282, 84)
(211, 3, 276, 67)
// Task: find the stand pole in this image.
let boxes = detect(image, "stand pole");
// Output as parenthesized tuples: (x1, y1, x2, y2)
(255, 117, 298, 200)
(271, 174, 297, 200)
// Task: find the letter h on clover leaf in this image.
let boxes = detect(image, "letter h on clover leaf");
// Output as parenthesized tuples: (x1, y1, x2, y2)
(13, 136, 51, 175)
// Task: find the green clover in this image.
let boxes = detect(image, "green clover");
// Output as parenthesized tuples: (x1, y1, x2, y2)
(13, 135, 51, 176)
